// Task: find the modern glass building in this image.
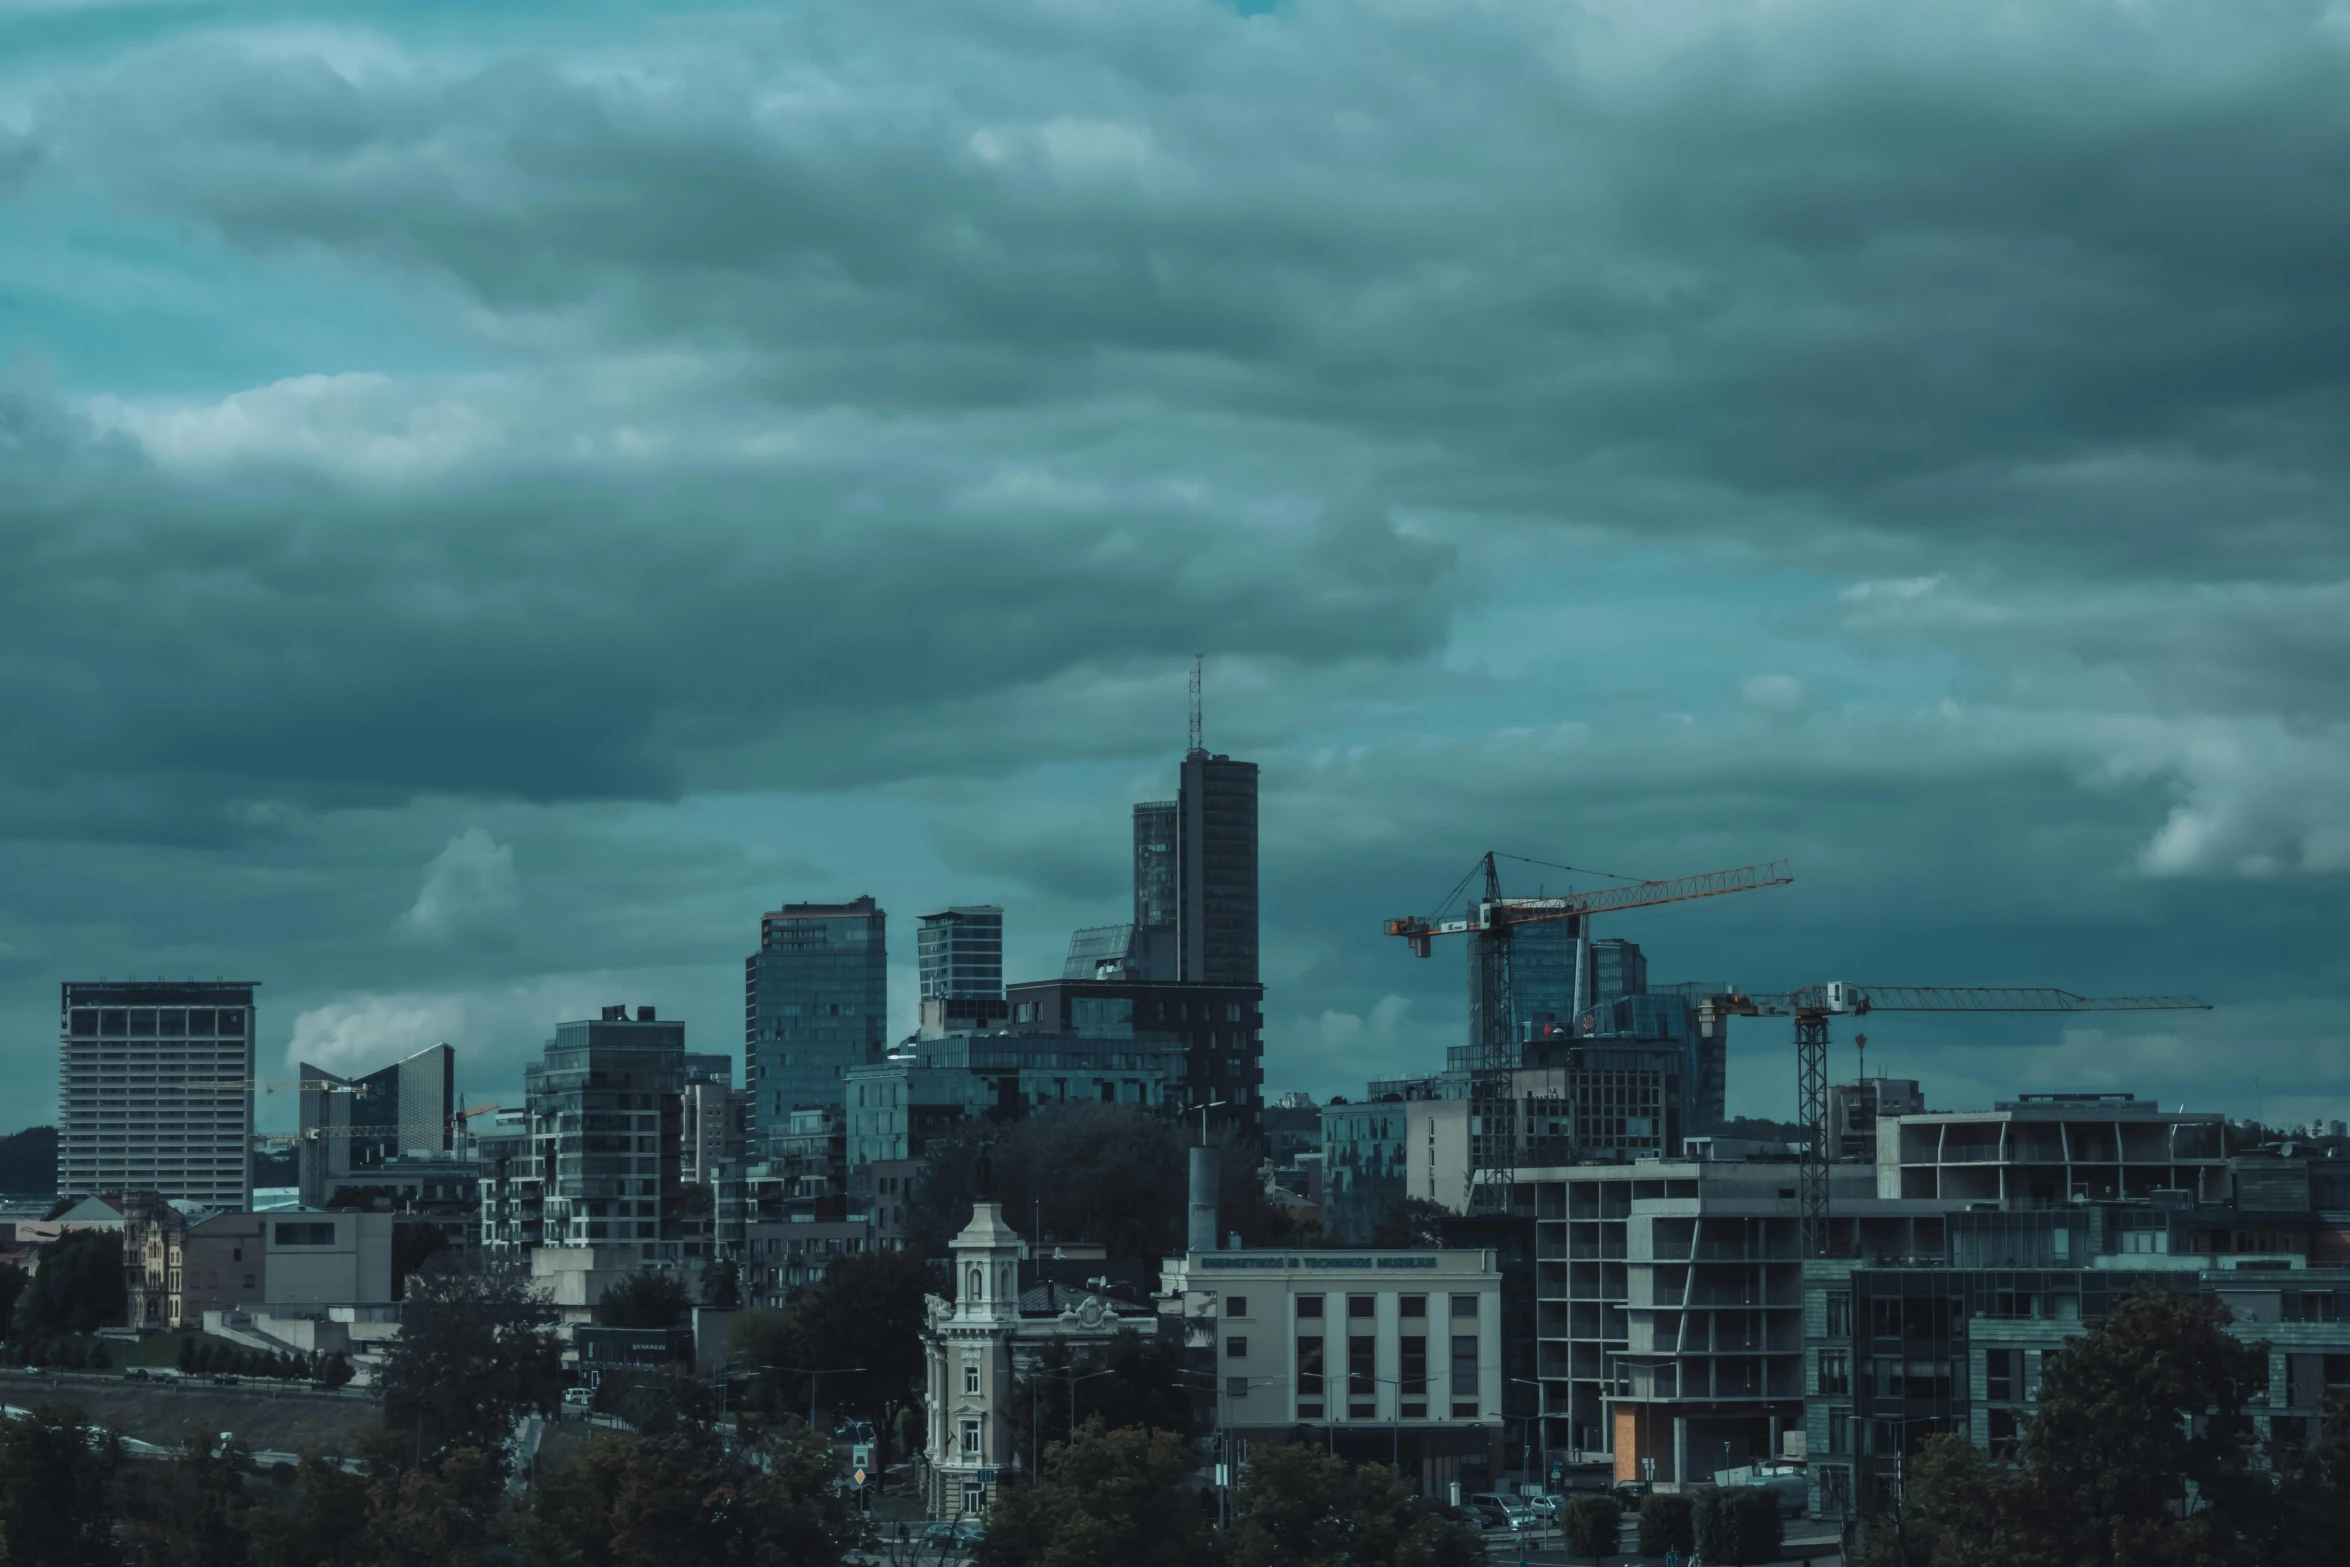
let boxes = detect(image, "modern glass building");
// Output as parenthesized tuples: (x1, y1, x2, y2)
(296, 1042, 456, 1206)
(526, 1005, 687, 1266)
(58, 980, 258, 1209)
(917, 906, 1004, 1001)
(1132, 800, 1179, 978)
(745, 896, 889, 1144)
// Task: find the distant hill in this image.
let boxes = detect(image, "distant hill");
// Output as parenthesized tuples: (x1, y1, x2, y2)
(0, 1126, 58, 1196)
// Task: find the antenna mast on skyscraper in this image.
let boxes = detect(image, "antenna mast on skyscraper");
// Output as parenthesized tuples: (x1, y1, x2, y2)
(1188, 653, 1204, 756)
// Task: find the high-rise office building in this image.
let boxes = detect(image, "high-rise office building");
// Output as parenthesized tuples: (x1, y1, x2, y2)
(917, 906, 1004, 1000)
(58, 981, 258, 1209)
(296, 1042, 456, 1207)
(1588, 938, 1647, 1010)
(527, 1005, 686, 1265)
(1132, 801, 1179, 979)
(745, 896, 888, 1144)
(1471, 918, 1584, 1047)
(1177, 752, 1259, 985)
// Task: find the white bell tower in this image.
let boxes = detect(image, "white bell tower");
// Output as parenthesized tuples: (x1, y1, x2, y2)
(954, 1199, 1026, 1323)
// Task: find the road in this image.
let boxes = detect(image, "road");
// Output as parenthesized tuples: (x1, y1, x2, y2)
(1473, 1515, 1846, 1565)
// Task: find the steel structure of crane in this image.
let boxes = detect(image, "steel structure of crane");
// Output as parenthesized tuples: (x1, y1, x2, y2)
(186, 1078, 355, 1094)
(1719, 983, 2212, 1258)
(1386, 856, 1795, 1211)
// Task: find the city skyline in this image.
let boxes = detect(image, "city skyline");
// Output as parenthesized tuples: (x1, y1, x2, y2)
(4, 1, 2347, 1135)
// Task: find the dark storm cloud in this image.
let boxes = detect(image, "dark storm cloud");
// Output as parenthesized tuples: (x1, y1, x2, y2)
(26, 2, 2350, 581)
(0, 380, 1455, 834)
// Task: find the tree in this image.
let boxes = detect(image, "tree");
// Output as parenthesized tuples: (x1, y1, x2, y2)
(519, 1425, 860, 1567)
(389, 1223, 449, 1301)
(362, 1444, 505, 1567)
(12, 1230, 126, 1338)
(1637, 1492, 1694, 1557)
(2021, 1287, 2269, 1565)
(1225, 1441, 1482, 1567)
(1562, 1494, 1622, 1565)
(244, 1455, 370, 1567)
(1010, 1331, 1198, 1473)
(114, 1433, 255, 1567)
(596, 1269, 692, 1329)
(0, 1262, 25, 1333)
(1855, 1433, 2031, 1567)
(907, 1105, 1302, 1262)
(1369, 1198, 1451, 1250)
(701, 1259, 740, 1309)
(745, 1248, 937, 1473)
(0, 1402, 120, 1565)
(977, 1419, 1216, 1567)
(594, 1365, 716, 1437)
(373, 1261, 562, 1469)
(1695, 1487, 1780, 1567)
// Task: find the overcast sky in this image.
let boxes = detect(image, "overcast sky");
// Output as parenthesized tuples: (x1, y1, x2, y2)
(4, 0, 2347, 1134)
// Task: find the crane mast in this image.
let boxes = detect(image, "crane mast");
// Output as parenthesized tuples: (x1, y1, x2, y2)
(1388, 855, 1794, 1212)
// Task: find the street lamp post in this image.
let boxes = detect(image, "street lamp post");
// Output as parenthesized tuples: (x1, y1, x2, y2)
(760, 1364, 868, 1436)
(1511, 1377, 1548, 1496)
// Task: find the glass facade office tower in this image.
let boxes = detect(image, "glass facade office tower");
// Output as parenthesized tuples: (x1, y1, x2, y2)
(1177, 753, 1259, 986)
(58, 981, 258, 1209)
(746, 896, 889, 1145)
(1588, 938, 1647, 1010)
(527, 1006, 686, 1265)
(1132, 801, 1179, 979)
(296, 1042, 456, 1206)
(917, 907, 1004, 1001)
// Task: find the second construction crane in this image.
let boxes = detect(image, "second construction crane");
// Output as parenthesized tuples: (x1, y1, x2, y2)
(1721, 983, 2211, 1257)
(1387, 854, 1794, 1208)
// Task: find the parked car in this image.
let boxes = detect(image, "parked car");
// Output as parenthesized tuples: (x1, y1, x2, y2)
(1612, 1479, 1653, 1506)
(123, 1367, 151, 1381)
(1521, 1491, 1564, 1520)
(1466, 1493, 1536, 1531)
(211, 1373, 239, 1386)
(562, 1386, 593, 1407)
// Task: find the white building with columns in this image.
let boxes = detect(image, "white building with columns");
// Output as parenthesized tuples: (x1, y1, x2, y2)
(920, 1200, 1158, 1517)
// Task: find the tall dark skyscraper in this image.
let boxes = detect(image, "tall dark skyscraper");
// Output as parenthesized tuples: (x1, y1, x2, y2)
(745, 896, 888, 1145)
(59, 980, 258, 1209)
(1178, 750, 1259, 985)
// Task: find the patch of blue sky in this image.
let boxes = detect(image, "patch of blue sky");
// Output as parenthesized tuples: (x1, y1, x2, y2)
(0, 186, 467, 396)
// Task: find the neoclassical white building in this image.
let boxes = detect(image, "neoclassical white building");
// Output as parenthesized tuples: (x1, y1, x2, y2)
(920, 1200, 1158, 1517)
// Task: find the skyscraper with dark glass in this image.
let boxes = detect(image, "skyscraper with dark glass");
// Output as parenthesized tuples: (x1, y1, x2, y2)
(1131, 801, 1179, 980)
(745, 896, 888, 1145)
(1177, 751, 1258, 985)
(917, 906, 1004, 1000)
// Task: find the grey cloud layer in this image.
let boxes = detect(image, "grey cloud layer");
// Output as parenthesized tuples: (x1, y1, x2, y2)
(0, 381, 1454, 829)
(23, 1, 2350, 580)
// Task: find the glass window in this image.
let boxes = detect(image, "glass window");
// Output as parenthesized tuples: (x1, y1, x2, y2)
(1348, 1294, 1375, 1320)
(964, 1360, 980, 1394)
(1298, 1336, 1325, 1408)
(1450, 1333, 1479, 1418)
(1297, 1295, 1324, 1319)
(1227, 1296, 1248, 1318)
(1348, 1335, 1376, 1418)
(1451, 1293, 1480, 1319)
(1400, 1294, 1426, 1319)
(1226, 1337, 1247, 1359)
